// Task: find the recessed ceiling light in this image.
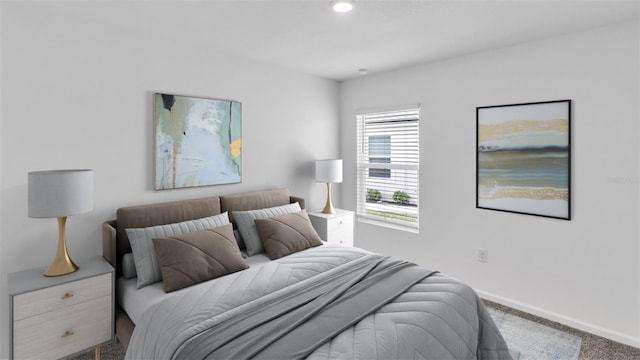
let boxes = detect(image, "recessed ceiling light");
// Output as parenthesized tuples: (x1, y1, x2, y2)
(358, 68, 368, 75)
(330, 0, 355, 13)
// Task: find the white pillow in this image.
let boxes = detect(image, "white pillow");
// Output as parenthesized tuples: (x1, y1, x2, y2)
(126, 212, 230, 289)
(233, 203, 301, 256)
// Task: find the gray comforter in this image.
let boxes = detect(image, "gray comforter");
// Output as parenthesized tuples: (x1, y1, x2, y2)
(126, 245, 512, 360)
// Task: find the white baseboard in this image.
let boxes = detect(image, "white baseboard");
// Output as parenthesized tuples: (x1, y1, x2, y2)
(477, 290, 640, 349)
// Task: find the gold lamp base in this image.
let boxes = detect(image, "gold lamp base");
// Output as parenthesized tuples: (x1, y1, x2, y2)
(44, 217, 79, 277)
(322, 182, 336, 214)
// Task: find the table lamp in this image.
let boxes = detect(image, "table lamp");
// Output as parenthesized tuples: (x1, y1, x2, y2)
(315, 159, 343, 214)
(28, 169, 93, 276)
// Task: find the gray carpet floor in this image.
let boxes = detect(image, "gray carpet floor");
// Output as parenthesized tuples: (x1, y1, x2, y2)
(72, 300, 640, 360)
(484, 300, 640, 360)
(489, 306, 581, 359)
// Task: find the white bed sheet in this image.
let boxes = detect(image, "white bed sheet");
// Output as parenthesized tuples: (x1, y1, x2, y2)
(117, 251, 277, 324)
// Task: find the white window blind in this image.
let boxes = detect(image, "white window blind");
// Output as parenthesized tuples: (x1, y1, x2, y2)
(356, 107, 419, 230)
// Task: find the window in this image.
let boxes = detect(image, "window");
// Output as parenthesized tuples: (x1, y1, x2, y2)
(368, 135, 391, 178)
(357, 107, 419, 230)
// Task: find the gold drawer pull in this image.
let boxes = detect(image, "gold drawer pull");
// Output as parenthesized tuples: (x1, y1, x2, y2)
(61, 330, 74, 338)
(61, 292, 74, 300)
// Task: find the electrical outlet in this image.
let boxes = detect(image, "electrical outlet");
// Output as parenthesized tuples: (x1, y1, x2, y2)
(478, 248, 488, 263)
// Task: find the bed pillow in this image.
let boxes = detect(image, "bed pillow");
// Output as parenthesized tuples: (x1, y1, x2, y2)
(234, 229, 245, 250)
(126, 212, 230, 289)
(152, 224, 249, 293)
(254, 210, 323, 260)
(233, 202, 301, 256)
(122, 253, 137, 279)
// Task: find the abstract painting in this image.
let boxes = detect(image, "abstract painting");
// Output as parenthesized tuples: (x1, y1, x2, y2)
(155, 93, 242, 190)
(476, 100, 571, 219)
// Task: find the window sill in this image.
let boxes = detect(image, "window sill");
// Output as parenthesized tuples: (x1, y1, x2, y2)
(357, 216, 419, 234)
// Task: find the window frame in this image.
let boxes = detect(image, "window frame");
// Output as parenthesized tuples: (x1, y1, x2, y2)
(356, 106, 420, 232)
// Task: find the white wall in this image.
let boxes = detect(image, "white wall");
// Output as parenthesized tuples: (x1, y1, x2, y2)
(0, 3, 339, 358)
(341, 21, 639, 347)
(1, 2, 638, 358)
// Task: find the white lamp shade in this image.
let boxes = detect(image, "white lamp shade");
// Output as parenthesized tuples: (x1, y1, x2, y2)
(315, 159, 343, 183)
(28, 169, 94, 218)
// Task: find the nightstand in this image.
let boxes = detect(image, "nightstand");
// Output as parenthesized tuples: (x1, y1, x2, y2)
(8, 256, 114, 360)
(308, 209, 355, 247)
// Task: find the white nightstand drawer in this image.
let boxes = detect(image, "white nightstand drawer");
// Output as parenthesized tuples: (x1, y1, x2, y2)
(327, 216, 353, 243)
(327, 217, 352, 233)
(13, 295, 112, 360)
(13, 273, 111, 321)
(327, 228, 353, 246)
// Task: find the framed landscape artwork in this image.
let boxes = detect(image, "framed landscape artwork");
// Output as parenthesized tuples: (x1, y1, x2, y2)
(476, 100, 571, 220)
(154, 93, 242, 190)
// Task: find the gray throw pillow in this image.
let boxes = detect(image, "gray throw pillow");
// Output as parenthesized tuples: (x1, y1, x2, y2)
(234, 229, 245, 250)
(153, 224, 249, 293)
(126, 212, 230, 289)
(254, 210, 323, 260)
(232, 203, 301, 256)
(122, 253, 137, 279)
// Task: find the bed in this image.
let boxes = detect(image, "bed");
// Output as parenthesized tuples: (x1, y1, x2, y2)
(102, 188, 512, 360)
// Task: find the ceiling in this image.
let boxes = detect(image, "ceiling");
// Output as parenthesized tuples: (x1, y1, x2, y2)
(26, 0, 640, 81)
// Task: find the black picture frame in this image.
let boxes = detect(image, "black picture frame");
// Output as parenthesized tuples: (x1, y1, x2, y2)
(476, 100, 571, 220)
